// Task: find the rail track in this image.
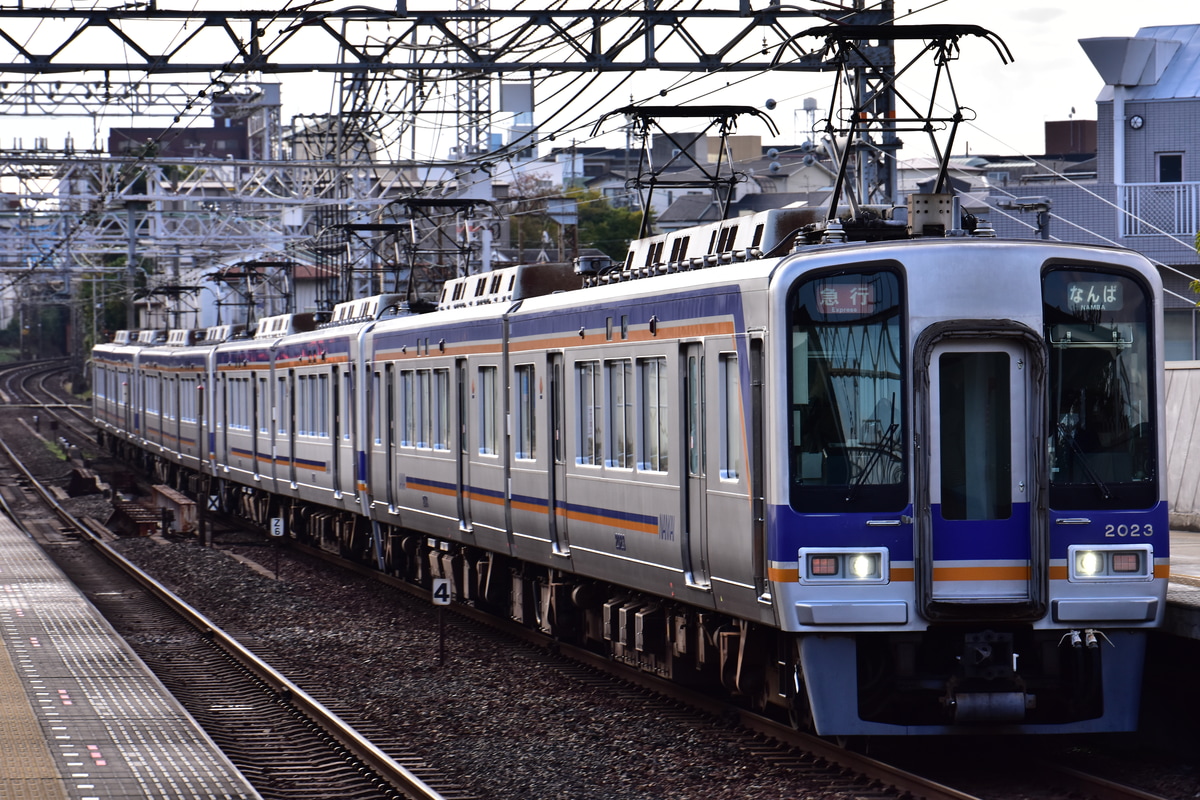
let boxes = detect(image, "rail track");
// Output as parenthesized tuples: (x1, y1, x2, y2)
(1, 359, 1191, 800)
(0, 363, 468, 800)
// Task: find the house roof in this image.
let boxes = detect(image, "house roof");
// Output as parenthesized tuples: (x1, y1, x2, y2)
(657, 193, 725, 225)
(1095, 24, 1200, 102)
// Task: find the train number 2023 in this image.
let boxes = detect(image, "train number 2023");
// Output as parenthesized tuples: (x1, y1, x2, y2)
(1104, 523, 1154, 537)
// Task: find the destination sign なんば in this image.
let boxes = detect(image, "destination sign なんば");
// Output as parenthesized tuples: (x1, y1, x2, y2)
(1067, 281, 1123, 311)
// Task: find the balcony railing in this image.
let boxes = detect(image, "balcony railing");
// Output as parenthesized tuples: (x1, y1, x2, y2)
(1122, 181, 1200, 237)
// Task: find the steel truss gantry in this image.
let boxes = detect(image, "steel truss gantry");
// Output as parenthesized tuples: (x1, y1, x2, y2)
(0, 2, 888, 75)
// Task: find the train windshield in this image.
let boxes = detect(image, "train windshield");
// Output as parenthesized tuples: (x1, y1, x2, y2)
(1043, 268, 1156, 509)
(787, 269, 906, 512)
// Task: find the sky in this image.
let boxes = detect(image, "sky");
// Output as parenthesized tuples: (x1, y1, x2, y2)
(884, 1, 1190, 158)
(0, 1, 1193, 164)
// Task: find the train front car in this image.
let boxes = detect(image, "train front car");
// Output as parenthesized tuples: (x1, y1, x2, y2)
(767, 238, 1167, 735)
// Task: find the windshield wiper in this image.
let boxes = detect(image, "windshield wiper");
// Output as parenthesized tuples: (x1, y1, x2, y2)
(845, 421, 900, 502)
(1056, 422, 1113, 500)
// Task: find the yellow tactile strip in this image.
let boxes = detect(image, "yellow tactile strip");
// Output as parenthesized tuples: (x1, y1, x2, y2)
(0, 634, 68, 800)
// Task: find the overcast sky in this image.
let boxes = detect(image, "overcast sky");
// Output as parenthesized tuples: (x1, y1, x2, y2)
(878, 1, 1190, 158)
(2, 2, 1193, 164)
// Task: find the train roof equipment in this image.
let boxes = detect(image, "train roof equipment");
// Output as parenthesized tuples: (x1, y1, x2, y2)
(438, 261, 582, 311)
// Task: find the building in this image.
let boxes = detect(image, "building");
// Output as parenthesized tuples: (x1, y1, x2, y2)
(984, 24, 1200, 361)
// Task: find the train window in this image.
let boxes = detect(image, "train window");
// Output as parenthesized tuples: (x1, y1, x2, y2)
(479, 366, 499, 456)
(605, 359, 633, 469)
(180, 378, 194, 424)
(277, 377, 288, 435)
(638, 357, 669, 472)
(400, 370, 415, 447)
(1043, 269, 1156, 509)
(719, 353, 742, 481)
(318, 373, 329, 437)
(434, 369, 450, 450)
(514, 364, 536, 460)
(297, 375, 310, 436)
(938, 352, 1012, 520)
(258, 377, 269, 434)
(788, 269, 905, 512)
(230, 377, 249, 431)
(576, 361, 603, 466)
(144, 374, 159, 415)
(417, 370, 432, 448)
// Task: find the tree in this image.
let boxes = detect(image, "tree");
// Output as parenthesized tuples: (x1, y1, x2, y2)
(572, 187, 649, 261)
(504, 179, 652, 263)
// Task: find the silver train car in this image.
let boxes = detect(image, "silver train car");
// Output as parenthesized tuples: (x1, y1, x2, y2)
(93, 196, 1169, 735)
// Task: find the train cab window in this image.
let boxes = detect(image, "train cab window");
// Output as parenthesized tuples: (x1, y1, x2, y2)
(1043, 269, 1156, 509)
(787, 269, 905, 512)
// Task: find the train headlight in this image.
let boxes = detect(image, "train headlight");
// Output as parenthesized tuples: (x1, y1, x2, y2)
(799, 548, 888, 584)
(850, 554, 877, 579)
(1076, 550, 1102, 576)
(1067, 544, 1153, 581)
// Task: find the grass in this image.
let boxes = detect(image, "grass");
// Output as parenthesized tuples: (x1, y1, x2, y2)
(43, 438, 68, 461)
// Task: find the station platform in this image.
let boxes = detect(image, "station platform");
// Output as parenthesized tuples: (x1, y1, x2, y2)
(0, 513, 258, 800)
(1165, 529, 1200, 640)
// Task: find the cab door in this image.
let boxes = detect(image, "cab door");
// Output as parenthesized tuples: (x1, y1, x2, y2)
(923, 335, 1040, 613)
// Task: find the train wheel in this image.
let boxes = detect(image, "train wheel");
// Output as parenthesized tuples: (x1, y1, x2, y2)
(786, 664, 814, 731)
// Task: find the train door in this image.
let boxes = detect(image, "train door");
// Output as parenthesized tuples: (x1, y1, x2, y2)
(456, 358, 471, 532)
(682, 342, 711, 589)
(385, 363, 397, 510)
(282, 371, 296, 488)
(259, 379, 273, 484)
(548, 352, 568, 555)
(170, 376, 181, 456)
(925, 337, 1035, 608)
(331, 366, 341, 493)
(334, 367, 355, 498)
(121, 369, 133, 438)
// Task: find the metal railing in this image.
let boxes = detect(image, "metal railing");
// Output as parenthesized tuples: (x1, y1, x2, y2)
(1122, 181, 1200, 237)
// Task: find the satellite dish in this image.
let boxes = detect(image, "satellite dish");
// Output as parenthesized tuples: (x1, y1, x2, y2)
(803, 154, 816, 166)
(769, 161, 781, 173)
(765, 98, 777, 110)
(767, 148, 779, 159)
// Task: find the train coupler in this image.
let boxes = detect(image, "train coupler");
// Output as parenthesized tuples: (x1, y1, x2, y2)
(944, 691, 1036, 723)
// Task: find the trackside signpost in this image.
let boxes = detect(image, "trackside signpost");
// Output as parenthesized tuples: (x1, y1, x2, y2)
(432, 578, 450, 666)
(270, 517, 284, 582)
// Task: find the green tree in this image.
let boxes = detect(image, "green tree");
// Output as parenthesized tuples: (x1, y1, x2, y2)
(571, 187, 650, 261)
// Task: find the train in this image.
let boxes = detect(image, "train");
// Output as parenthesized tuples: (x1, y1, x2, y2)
(92, 193, 1169, 736)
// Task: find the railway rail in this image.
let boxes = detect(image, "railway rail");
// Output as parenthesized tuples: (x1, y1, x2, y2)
(0, 362, 466, 800)
(1, 359, 1192, 800)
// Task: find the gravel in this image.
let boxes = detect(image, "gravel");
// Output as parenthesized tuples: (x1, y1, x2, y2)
(10, 404, 1199, 800)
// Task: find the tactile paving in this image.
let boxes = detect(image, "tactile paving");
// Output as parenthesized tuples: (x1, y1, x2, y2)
(0, 514, 258, 800)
